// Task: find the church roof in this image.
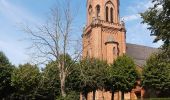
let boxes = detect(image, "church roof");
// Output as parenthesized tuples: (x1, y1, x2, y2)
(126, 43, 158, 67)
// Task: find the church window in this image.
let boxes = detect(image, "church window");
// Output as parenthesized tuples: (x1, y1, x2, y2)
(88, 5, 92, 14)
(88, 5, 92, 24)
(106, 6, 109, 22)
(110, 7, 113, 23)
(96, 5, 100, 18)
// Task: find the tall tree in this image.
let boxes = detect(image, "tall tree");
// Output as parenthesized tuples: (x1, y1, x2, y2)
(111, 55, 139, 100)
(36, 61, 60, 100)
(0, 51, 13, 99)
(141, 0, 170, 48)
(141, 0, 170, 97)
(11, 63, 40, 99)
(142, 52, 170, 97)
(79, 58, 109, 99)
(23, 0, 82, 97)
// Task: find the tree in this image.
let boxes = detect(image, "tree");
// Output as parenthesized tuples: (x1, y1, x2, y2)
(79, 58, 109, 99)
(65, 62, 81, 93)
(142, 52, 170, 97)
(23, 0, 82, 97)
(141, 0, 170, 48)
(141, 0, 170, 97)
(110, 55, 139, 100)
(0, 51, 14, 99)
(11, 63, 40, 99)
(37, 54, 80, 99)
(36, 61, 60, 100)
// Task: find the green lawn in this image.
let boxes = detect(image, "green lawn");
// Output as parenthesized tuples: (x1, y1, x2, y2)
(143, 99, 170, 100)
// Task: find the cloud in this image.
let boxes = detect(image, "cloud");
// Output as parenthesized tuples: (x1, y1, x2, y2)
(123, 0, 162, 48)
(0, 0, 42, 25)
(122, 14, 140, 22)
(126, 1, 153, 14)
(0, 0, 43, 65)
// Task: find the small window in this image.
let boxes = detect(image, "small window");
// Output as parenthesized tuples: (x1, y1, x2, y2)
(96, 5, 100, 18)
(88, 5, 92, 14)
(106, 6, 109, 22)
(110, 7, 113, 23)
(88, 5, 92, 24)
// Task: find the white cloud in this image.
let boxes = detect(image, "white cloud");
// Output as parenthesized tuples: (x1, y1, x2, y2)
(121, 1, 153, 22)
(0, 0, 43, 65)
(0, 0, 42, 25)
(122, 14, 140, 22)
(126, 1, 153, 14)
(121, 0, 162, 48)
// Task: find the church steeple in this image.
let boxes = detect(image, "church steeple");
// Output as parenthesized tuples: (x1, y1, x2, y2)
(83, 0, 126, 63)
(86, 0, 120, 26)
(81, 0, 127, 99)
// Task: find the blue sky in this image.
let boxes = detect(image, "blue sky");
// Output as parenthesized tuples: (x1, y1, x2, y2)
(0, 0, 162, 66)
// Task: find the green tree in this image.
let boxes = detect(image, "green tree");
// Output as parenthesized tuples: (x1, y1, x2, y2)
(38, 54, 80, 100)
(79, 58, 109, 99)
(0, 51, 14, 99)
(65, 62, 81, 95)
(23, 0, 82, 97)
(141, 0, 170, 48)
(111, 55, 139, 100)
(35, 61, 60, 100)
(141, 0, 170, 97)
(57, 54, 80, 99)
(11, 63, 40, 99)
(142, 52, 170, 97)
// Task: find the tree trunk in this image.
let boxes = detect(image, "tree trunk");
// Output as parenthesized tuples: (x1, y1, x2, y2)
(111, 91, 114, 100)
(121, 91, 124, 100)
(93, 90, 96, 100)
(60, 74, 66, 97)
(60, 64, 66, 97)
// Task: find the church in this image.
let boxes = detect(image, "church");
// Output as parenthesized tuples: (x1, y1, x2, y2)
(82, 0, 157, 99)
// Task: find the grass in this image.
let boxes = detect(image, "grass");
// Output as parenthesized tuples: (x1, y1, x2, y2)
(142, 99, 170, 100)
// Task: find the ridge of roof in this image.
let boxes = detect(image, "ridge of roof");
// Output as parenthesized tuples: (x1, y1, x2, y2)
(126, 43, 157, 49)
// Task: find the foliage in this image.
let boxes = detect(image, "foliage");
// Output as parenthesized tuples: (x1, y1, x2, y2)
(65, 62, 81, 93)
(35, 61, 60, 100)
(56, 91, 79, 100)
(11, 63, 40, 99)
(23, 0, 81, 97)
(141, 0, 170, 97)
(110, 55, 138, 94)
(36, 54, 80, 99)
(109, 55, 139, 100)
(0, 51, 14, 99)
(142, 51, 170, 97)
(141, 0, 170, 48)
(58, 54, 81, 94)
(78, 58, 109, 93)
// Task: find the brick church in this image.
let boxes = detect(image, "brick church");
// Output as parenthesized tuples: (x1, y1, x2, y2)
(82, 0, 157, 99)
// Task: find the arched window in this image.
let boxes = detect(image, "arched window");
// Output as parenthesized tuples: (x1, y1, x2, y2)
(106, 6, 109, 22)
(110, 7, 113, 23)
(88, 5, 92, 24)
(96, 5, 100, 18)
(88, 5, 92, 14)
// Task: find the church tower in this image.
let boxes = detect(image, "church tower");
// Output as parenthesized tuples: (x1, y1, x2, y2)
(82, 0, 126, 63)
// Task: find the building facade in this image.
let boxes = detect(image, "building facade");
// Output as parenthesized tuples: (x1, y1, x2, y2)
(82, 0, 128, 99)
(82, 0, 157, 99)
(82, 0, 126, 64)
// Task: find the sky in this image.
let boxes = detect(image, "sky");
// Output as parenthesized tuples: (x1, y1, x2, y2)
(0, 0, 162, 66)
